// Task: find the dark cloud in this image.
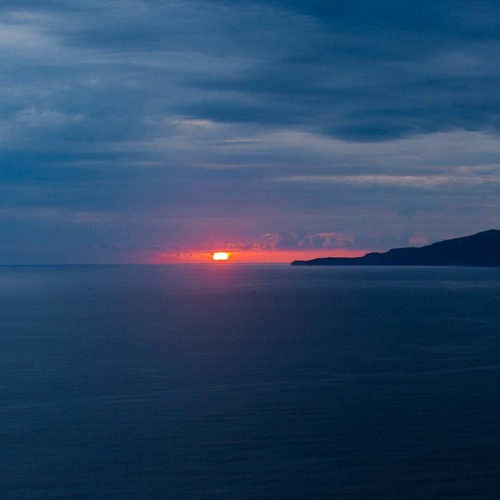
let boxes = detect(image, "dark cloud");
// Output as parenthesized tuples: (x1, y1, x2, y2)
(179, 0, 500, 140)
(1, 0, 500, 261)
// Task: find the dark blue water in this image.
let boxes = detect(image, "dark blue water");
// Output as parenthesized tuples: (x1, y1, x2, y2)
(2, 265, 500, 499)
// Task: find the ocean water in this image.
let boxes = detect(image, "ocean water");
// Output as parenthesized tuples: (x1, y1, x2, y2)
(1, 265, 500, 499)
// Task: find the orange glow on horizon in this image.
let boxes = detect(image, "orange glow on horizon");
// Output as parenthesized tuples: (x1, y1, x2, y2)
(148, 248, 368, 264)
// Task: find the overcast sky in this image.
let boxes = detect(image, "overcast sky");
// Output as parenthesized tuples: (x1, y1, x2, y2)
(2, 0, 500, 262)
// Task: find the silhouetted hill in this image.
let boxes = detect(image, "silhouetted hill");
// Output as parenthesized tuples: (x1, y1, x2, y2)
(291, 229, 500, 266)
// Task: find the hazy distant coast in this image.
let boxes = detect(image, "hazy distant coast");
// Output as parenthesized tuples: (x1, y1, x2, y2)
(291, 229, 500, 266)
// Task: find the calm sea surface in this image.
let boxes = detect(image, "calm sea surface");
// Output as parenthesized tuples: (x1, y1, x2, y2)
(2, 265, 500, 499)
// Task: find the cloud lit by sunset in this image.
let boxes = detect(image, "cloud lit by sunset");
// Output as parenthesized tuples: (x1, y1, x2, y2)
(147, 230, 369, 263)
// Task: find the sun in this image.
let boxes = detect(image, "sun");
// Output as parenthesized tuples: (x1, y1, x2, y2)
(213, 252, 230, 261)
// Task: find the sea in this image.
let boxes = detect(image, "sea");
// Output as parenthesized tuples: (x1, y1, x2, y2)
(1, 264, 500, 499)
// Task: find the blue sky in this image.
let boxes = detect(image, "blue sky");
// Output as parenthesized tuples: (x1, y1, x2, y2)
(2, 0, 500, 262)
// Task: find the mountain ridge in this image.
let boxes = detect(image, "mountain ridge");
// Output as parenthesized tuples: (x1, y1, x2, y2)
(291, 229, 500, 266)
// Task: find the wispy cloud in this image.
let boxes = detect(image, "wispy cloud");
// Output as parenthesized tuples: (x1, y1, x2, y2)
(275, 173, 500, 188)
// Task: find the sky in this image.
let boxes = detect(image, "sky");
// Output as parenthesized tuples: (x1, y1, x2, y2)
(2, 0, 500, 263)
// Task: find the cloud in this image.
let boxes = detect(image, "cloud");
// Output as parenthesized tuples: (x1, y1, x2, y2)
(2, 0, 500, 262)
(276, 173, 499, 188)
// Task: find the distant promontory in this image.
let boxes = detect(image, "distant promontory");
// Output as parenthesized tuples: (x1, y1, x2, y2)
(291, 229, 500, 266)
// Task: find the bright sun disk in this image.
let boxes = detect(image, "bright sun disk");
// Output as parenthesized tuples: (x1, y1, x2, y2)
(213, 252, 229, 261)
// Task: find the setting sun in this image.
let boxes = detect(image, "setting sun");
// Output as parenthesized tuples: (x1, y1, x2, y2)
(213, 252, 230, 261)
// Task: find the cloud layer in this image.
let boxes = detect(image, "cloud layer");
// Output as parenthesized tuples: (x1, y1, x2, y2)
(2, 0, 500, 262)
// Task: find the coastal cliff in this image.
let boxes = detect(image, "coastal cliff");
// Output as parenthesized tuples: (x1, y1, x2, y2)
(291, 229, 500, 266)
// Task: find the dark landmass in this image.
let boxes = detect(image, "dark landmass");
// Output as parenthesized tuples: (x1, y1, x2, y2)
(291, 229, 500, 266)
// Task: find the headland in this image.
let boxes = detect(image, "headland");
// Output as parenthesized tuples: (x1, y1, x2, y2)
(291, 229, 500, 266)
